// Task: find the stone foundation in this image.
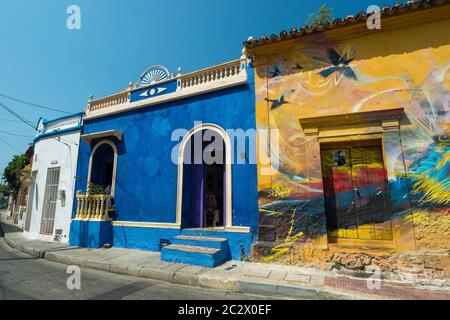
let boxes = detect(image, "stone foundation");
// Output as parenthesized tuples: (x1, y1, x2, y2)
(252, 241, 449, 284)
(252, 210, 450, 282)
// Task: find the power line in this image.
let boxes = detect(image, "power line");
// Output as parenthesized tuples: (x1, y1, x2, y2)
(0, 92, 72, 114)
(0, 101, 79, 151)
(0, 118, 21, 123)
(0, 101, 36, 129)
(0, 130, 34, 138)
(0, 137, 21, 153)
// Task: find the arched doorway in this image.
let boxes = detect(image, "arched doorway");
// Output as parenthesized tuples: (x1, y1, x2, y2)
(176, 124, 232, 229)
(88, 140, 117, 195)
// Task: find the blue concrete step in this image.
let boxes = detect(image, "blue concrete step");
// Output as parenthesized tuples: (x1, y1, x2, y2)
(160, 233, 232, 268)
(171, 235, 228, 250)
(181, 228, 228, 237)
(160, 243, 230, 268)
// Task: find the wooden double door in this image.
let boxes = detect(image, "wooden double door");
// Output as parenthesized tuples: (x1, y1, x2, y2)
(320, 140, 393, 241)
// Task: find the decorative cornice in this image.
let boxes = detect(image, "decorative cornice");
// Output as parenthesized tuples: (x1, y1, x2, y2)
(299, 108, 405, 130)
(112, 221, 181, 229)
(81, 130, 123, 143)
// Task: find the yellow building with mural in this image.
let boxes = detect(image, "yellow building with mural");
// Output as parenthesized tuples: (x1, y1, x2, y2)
(245, 0, 450, 276)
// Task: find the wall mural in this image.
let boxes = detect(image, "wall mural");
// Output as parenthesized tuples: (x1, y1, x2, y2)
(254, 32, 450, 265)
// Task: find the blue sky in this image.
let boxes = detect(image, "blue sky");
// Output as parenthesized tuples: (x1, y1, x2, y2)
(0, 0, 403, 176)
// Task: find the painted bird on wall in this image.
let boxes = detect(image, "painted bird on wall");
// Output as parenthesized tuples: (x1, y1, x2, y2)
(265, 96, 289, 110)
(269, 65, 281, 78)
(318, 48, 357, 81)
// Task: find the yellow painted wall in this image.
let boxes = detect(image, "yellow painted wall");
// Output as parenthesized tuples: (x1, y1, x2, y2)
(251, 11, 450, 273)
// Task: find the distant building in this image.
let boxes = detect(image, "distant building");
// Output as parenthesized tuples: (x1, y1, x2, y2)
(23, 113, 83, 242)
(10, 145, 33, 227)
(0, 192, 6, 209)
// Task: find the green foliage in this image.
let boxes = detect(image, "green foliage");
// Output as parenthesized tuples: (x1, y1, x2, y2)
(305, 4, 333, 27)
(2, 153, 29, 197)
(87, 182, 106, 195)
(331, 261, 344, 270)
(0, 184, 8, 194)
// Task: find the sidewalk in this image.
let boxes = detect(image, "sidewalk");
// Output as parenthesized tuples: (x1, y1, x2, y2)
(1, 220, 449, 300)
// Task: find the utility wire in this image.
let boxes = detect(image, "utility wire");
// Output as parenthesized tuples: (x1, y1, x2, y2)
(0, 137, 21, 153)
(0, 101, 36, 129)
(0, 118, 21, 123)
(0, 130, 34, 138)
(0, 92, 72, 114)
(0, 101, 79, 159)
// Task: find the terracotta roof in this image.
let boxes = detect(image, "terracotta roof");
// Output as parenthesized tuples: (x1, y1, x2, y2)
(244, 0, 450, 49)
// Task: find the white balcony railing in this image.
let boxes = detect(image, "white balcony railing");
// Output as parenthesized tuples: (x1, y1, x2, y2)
(88, 91, 129, 113)
(85, 58, 247, 119)
(75, 191, 114, 220)
(180, 59, 245, 89)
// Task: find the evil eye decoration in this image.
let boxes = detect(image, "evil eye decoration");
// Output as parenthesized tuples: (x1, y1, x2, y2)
(139, 87, 168, 97)
(138, 65, 170, 86)
(130, 79, 178, 103)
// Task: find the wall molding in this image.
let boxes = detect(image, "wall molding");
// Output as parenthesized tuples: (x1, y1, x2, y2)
(112, 221, 181, 229)
(111, 221, 250, 233)
(299, 108, 405, 131)
(81, 130, 123, 143)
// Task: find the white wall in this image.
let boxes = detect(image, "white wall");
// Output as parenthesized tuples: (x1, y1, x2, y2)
(24, 130, 80, 243)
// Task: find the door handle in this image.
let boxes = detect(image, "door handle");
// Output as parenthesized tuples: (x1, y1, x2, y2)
(376, 186, 384, 196)
(353, 185, 361, 198)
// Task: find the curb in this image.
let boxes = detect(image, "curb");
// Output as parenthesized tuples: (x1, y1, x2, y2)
(0, 223, 358, 300)
(236, 279, 348, 300)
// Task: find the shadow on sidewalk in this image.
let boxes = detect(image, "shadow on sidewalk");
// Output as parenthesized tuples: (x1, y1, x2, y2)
(0, 257, 39, 261)
(0, 220, 22, 235)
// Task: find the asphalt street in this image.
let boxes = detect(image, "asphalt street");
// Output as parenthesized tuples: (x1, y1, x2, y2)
(0, 231, 281, 300)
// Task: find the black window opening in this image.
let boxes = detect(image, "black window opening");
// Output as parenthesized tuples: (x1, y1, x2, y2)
(90, 143, 115, 194)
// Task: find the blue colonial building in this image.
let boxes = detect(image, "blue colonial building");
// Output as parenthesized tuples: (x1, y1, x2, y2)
(69, 56, 259, 267)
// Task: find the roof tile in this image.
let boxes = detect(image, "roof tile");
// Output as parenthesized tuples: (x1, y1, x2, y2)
(244, 0, 449, 49)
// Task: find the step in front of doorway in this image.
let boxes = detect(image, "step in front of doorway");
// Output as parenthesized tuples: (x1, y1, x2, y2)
(160, 243, 230, 268)
(171, 235, 229, 250)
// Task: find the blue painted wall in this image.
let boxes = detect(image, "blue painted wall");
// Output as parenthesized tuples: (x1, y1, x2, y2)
(70, 220, 113, 248)
(72, 65, 258, 256)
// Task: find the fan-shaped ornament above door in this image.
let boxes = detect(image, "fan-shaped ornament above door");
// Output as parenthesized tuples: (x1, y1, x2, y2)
(138, 65, 171, 87)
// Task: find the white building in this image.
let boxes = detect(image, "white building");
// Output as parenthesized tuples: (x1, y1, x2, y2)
(23, 113, 83, 243)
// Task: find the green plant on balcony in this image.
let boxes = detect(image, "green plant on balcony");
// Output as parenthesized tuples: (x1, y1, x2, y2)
(87, 182, 106, 195)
